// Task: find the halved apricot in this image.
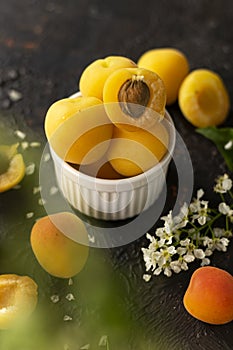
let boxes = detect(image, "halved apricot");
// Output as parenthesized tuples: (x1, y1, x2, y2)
(0, 144, 25, 192)
(103, 67, 166, 131)
(0, 274, 38, 329)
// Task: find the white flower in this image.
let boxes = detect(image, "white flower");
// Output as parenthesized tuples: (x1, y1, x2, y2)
(201, 258, 210, 266)
(214, 174, 232, 193)
(213, 227, 226, 237)
(194, 249, 205, 259)
(183, 253, 195, 263)
(189, 189, 209, 225)
(218, 203, 233, 220)
(164, 266, 172, 277)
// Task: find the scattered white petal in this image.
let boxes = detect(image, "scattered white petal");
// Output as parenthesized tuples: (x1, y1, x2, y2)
(21, 141, 29, 150)
(8, 89, 23, 102)
(30, 142, 41, 148)
(143, 274, 152, 282)
(38, 198, 46, 206)
(43, 153, 51, 162)
(49, 186, 58, 195)
(14, 130, 26, 140)
(26, 212, 34, 219)
(80, 345, 90, 349)
(66, 293, 75, 301)
(26, 163, 35, 175)
(63, 315, 72, 322)
(68, 278, 73, 286)
(88, 234, 95, 243)
(224, 140, 233, 150)
(13, 184, 21, 190)
(50, 295, 60, 303)
(33, 186, 41, 194)
(98, 335, 108, 346)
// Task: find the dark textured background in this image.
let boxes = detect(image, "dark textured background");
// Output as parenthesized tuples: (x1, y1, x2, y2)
(0, 0, 233, 349)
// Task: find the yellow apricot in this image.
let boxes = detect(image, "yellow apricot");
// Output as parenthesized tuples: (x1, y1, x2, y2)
(30, 212, 89, 278)
(107, 122, 169, 177)
(0, 274, 38, 329)
(44, 96, 113, 164)
(79, 56, 137, 100)
(183, 266, 233, 325)
(138, 48, 189, 105)
(103, 67, 166, 131)
(178, 69, 230, 127)
(0, 144, 25, 193)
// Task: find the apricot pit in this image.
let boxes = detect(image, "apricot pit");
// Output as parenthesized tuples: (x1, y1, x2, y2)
(103, 67, 166, 131)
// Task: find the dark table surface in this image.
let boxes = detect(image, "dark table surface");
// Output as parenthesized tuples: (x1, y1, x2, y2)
(0, 1, 233, 349)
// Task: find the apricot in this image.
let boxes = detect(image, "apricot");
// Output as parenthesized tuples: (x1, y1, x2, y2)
(183, 266, 233, 325)
(74, 157, 124, 179)
(107, 122, 169, 177)
(138, 48, 189, 105)
(30, 212, 89, 278)
(103, 67, 166, 131)
(178, 69, 230, 127)
(79, 55, 137, 100)
(44, 96, 113, 164)
(0, 143, 25, 192)
(0, 274, 38, 329)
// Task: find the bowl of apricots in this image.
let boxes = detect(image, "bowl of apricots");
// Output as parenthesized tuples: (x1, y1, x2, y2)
(44, 55, 176, 220)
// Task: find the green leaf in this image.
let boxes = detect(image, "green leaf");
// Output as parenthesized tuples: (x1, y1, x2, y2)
(196, 127, 233, 171)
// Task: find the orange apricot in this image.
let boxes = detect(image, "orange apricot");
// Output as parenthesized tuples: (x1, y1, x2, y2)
(79, 56, 137, 100)
(30, 212, 89, 278)
(107, 122, 169, 177)
(0, 274, 38, 329)
(44, 96, 113, 164)
(138, 48, 189, 105)
(103, 67, 166, 131)
(183, 266, 233, 325)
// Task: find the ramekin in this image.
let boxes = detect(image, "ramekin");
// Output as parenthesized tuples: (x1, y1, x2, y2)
(49, 99, 176, 221)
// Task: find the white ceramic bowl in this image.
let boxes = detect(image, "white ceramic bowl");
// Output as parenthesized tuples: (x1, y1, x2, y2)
(49, 100, 176, 221)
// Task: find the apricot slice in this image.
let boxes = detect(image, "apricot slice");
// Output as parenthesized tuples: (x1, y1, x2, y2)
(44, 96, 113, 164)
(183, 266, 233, 325)
(138, 48, 189, 105)
(178, 69, 230, 127)
(103, 67, 166, 131)
(0, 274, 38, 329)
(30, 212, 89, 278)
(73, 157, 124, 179)
(79, 55, 137, 100)
(0, 143, 25, 192)
(107, 122, 168, 177)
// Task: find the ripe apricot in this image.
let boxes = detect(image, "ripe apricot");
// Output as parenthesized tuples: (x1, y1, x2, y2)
(79, 55, 137, 100)
(74, 157, 124, 179)
(138, 48, 189, 105)
(30, 212, 89, 278)
(183, 266, 233, 325)
(103, 67, 166, 131)
(0, 274, 38, 329)
(179, 69, 230, 127)
(107, 122, 168, 177)
(44, 96, 113, 164)
(0, 143, 25, 192)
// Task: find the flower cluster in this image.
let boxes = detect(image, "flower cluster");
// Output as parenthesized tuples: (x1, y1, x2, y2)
(142, 174, 233, 280)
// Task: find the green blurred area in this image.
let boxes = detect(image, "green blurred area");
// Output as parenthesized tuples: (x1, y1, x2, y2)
(0, 114, 158, 350)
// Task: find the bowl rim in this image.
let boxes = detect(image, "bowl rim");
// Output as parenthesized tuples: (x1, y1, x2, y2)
(49, 93, 176, 189)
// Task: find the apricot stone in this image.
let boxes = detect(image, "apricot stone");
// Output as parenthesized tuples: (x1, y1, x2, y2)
(0, 274, 38, 329)
(103, 67, 166, 131)
(107, 122, 168, 177)
(44, 96, 113, 164)
(138, 48, 189, 105)
(183, 266, 233, 325)
(79, 55, 137, 100)
(30, 212, 89, 278)
(179, 69, 230, 127)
